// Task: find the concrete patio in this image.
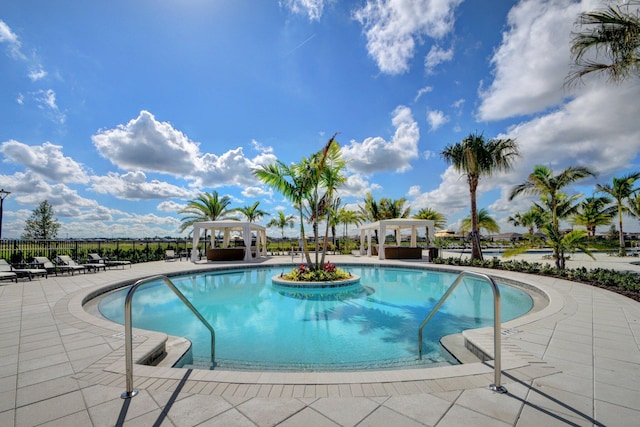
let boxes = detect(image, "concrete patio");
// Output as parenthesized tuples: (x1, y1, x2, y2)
(1, 252, 639, 426)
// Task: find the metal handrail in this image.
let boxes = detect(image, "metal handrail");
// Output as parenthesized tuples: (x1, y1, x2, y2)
(121, 274, 216, 399)
(418, 271, 507, 393)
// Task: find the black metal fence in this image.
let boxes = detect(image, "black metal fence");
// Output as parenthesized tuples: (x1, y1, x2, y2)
(0, 238, 202, 264)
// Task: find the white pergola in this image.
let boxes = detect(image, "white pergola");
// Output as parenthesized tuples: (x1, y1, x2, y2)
(359, 218, 435, 260)
(190, 220, 267, 262)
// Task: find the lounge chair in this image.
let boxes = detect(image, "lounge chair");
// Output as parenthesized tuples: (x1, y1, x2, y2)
(165, 250, 179, 261)
(54, 255, 87, 275)
(0, 259, 47, 280)
(87, 253, 131, 269)
(32, 257, 59, 276)
(0, 270, 17, 283)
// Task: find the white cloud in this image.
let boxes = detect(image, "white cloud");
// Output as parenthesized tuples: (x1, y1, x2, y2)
(424, 45, 453, 73)
(92, 111, 278, 189)
(28, 67, 47, 81)
(423, 150, 437, 160)
(410, 166, 470, 216)
(0, 20, 25, 60)
(32, 89, 65, 124)
(353, 0, 462, 74)
(0, 140, 88, 183)
(477, 0, 600, 121)
(90, 171, 196, 200)
(92, 110, 201, 175)
(341, 105, 420, 174)
(241, 186, 273, 198)
(414, 85, 432, 102)
(280, 0, 332, 21)
(426, 109, 449, 131)
(336, 173, 382, 198)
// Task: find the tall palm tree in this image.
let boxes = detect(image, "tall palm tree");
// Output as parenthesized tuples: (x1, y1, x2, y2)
(510, 165, 596, 229)
(510, 165, 596, 268)
(460, 208, 500, 235)
(413, 207, 447, 247)
(336, 208, 365, 252)
(179, 191, 237, 246)
(507, 207, 547, 237)
(596, 172, 640, 255)
(359, 192, 383, 242)
(572, 195, 615, 238)
(379, 197, 411, 219)
(441, 132, 519, 260)
(179, 191, 237, 231)
(568, 3, 640, 85)
(237, 201, 270, 223)
(254, 134, 345, 270)
(266, 211, 295, 251)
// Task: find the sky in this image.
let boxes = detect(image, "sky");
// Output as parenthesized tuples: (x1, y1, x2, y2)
(1, 0, 640, 240)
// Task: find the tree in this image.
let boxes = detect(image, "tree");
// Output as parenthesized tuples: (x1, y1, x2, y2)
(510, 165, 596, 268)
(507, 207, 547, 238)
(596, 172, 640, 255)
(336, 208, 365, 252)
(22, 200, 61, 239)
(359, 193, 411, 243)
(266, 211, 295, 251)
(572, 195, 615, 237)
(460, 208, 500, 235)
(568, 3, 640, 85)
(510, 165, 596, 229)
(413, 207, 447, 247)
(237, 201, 269, 223)
(254, 134, 345, 270)
(178, 192, 237, 245)
(441, 132, 519, 260)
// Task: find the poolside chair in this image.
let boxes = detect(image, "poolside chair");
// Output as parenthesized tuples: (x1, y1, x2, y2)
(54, 255, 87, 275)
(0, 259, 47, 280)
(87, 253, 131, 269)
(165, 249, 179, 261)
(32, 257, 59, 276)
(0, 269, 17, 283)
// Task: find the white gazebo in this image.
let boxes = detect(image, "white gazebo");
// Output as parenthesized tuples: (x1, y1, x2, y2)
(359, 218, 435, 260)
(190, 221, 267, 262)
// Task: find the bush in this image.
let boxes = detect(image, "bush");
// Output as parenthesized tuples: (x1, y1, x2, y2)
(433, 257, 640, 302)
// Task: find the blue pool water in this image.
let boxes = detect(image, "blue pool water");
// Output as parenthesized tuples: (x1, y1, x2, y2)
(98, 266, 533, 371)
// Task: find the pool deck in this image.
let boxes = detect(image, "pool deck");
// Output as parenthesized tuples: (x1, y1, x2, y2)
(1, 252, 639, 426)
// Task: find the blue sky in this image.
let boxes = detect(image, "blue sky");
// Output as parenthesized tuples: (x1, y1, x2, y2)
(1, 0, 639, 239)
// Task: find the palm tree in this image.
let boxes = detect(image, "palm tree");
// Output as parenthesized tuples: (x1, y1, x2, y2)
(460, 208, 500, 236)
(507, 207, 547, 238)
(572, 195, 615, 238)
(568, 3, 640, 85)
(336, 208, 365, 252)
(254, 134, 345, 270)
(266, 211, 295, 251)
(510, 165, 596, 229)
(359, 192, 383, 242)
(179, 191, 236, 231)
(510, 165, 596, 267)
(441, 132, 519, 260)
(379, 197, 411, 219)
(236, 201, 270, 223)
(596, 172, 640, 255)
(413, 207, 446, 247)
(179, 191, 237, 247)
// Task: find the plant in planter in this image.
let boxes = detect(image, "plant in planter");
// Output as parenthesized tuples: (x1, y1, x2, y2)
(282, 262, 351, 282)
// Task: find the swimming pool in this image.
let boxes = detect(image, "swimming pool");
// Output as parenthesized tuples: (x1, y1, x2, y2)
(97, 265, 533, 371)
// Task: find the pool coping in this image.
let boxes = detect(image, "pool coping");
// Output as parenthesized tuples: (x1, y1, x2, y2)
(68, 262, 563, 391)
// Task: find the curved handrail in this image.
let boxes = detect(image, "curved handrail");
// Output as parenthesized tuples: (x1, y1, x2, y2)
(418, 270, 507, 393)
(121, 274, 216, 399)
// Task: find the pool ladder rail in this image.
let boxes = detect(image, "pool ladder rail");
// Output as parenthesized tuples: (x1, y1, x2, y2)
(121, 274, 216, 399)
(417, 270, 507, 394)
